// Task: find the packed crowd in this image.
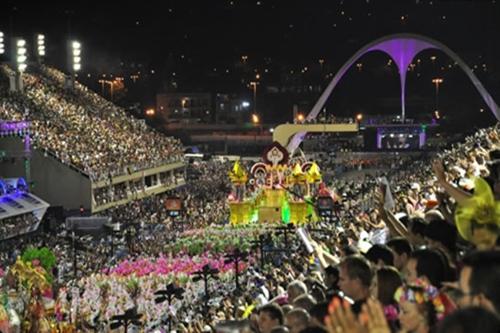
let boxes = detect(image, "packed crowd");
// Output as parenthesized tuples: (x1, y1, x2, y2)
(295, 116, 356, 125)
(0, 213, 39, 241)
(0, 64, 183, 181)
(1, 122, 500, 332)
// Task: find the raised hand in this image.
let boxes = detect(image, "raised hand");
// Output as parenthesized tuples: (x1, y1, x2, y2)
(432, 160, 446, 182)
(360, 299, 391, 333)
(325, 298, 391, 333)
(325, 297, 363, 333)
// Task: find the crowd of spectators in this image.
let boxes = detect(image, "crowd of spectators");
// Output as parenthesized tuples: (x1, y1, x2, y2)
(0, 213, 39, 240)
(2, 107, 500, 332)
(0, 64, 183, 181)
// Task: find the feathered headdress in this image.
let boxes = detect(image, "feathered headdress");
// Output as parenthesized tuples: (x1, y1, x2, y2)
(394, 279, 445, 320)
(454, 177, 500, 242)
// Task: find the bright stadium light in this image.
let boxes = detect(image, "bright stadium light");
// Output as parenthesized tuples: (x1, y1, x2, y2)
(16, 38, 27, 73)
(37, 34, 45, 57)
(72, 40, 82, 72)
(0, 31, 4, 55)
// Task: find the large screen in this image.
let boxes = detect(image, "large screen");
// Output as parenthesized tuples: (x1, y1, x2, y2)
(380, 133, 420, 150)
(165, 197, 182, 216)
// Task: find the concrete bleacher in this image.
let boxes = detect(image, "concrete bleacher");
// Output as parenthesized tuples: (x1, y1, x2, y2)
(0, 65, 186, 213)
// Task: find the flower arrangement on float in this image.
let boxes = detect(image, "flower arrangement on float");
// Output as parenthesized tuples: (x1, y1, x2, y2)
(71, 251, 251, 328)
(171, 225, 266, 255)
(105, 252, 247, 277)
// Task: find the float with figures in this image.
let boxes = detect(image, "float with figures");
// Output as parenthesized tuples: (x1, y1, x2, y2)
(228, 142, 335, 225)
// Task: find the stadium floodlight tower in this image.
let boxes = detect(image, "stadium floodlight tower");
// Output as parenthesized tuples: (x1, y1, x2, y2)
(66, 40, 81, 90)
(0, 31, 5, 56)
(11, 38, 28, 92)
(36, 34, 46, 64)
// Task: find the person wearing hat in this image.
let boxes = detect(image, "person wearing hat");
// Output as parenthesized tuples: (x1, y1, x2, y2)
(455, 177, 500, 250)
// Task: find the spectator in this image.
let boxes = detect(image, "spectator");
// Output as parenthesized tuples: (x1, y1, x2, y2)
(387, 237, 412, 271)
(287, 281, 307, 304)
(258, 304, 284, 333)
(405, 249, 446, 288)
(459, 250, 500, 315)
(436, 307, 500, 333)
(338, 255, 373, 314)
(284, 309, 309, 333)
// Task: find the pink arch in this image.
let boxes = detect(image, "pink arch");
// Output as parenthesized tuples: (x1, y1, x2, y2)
(288, 33, 500, 152)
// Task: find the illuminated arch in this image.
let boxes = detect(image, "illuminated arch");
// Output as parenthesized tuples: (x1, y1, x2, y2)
(288, 33, 500, 152)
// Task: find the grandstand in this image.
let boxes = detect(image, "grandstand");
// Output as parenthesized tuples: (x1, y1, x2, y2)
(0, 64, 185, 212)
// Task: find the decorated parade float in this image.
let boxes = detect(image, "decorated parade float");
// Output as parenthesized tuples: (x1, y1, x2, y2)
(0, 247, 76, 333)
(228, 142, 334, 225)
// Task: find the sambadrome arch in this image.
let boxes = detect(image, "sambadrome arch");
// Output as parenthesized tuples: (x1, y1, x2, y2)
(287, 33, 500, 153)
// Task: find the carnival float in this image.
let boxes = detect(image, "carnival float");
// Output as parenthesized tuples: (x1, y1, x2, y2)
(228, 142, 334, 225)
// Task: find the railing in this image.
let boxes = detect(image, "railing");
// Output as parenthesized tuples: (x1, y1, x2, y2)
(36, 145, 184, 183)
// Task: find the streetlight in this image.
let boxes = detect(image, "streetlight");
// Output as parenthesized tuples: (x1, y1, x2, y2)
(154, 284, 185, 332)
(145, 108, 155, 116)
(432, 78, 443, 112)
(356, 113, 363, 122)
(252, 113, 259, 124)
(192, 264, 219, 313)
(296, 113, 305, 123)
(98, 79, 115, 100)
(252, 113, 261, 135)
(249, 81, 259, 115)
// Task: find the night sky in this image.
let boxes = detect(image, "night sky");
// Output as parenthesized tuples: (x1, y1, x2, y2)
(1, 0, 499, 127)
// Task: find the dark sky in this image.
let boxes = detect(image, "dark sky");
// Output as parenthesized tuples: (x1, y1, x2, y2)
(2, 0, 498, 68)
(1, 0, 499, 126)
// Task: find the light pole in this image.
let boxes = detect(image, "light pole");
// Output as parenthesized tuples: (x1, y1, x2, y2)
(154, 283, 184, 332)
(36, 34, 45, 64)
(192, 264, 219, 313)
(250, 73, 260, 114)
(432, 78, 443, 112)
(15, 38, 27, 92)
(356, 113, 363, 123)
(98, 79, 115, 100)
(0, 31, 4, 56)
(250, 81, 258, 116)
(98, 79, 106, 96)
(67, 40, 81, 90)
(252, 113, 262, 134)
